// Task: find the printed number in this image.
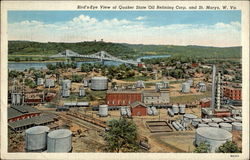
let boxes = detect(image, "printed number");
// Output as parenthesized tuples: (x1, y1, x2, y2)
(230, 155, 239, 157)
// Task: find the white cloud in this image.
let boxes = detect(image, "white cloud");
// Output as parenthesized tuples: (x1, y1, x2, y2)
(8, 14, 241, 47)
(136, 16, 147, 20)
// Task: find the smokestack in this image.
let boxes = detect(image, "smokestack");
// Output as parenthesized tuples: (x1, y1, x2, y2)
(211, 65, 216, 109)
(216, 72, 222, 109)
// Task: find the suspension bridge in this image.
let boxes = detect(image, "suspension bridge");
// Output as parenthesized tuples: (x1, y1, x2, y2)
(49, 49, 139, 66)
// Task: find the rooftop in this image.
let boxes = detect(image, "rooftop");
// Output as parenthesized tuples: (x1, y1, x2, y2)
(130, 101, 147, 108)
(8, 105, 41, 119)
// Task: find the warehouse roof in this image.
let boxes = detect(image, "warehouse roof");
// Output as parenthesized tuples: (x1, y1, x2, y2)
(8, 105, 41, 119)
(130, 101, 147, 108)
(8, 114, 56, 129)
(107, 90, 141, 94)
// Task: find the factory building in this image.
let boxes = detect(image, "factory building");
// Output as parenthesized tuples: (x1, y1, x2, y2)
(106, 90, 142, 106)
(200, 98, 211, 108)
(223, 86, 242, 100)
(8, 105, 58, 132)
(8, 105, 41, 122)
(130, 101, 147, 116)
(143, 90, 170, 105)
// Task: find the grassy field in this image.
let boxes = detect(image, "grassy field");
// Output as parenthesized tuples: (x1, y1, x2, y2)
(170, 91, 211, 104)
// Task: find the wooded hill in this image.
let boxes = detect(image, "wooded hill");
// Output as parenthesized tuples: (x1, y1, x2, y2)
(8, 41, 241, 59)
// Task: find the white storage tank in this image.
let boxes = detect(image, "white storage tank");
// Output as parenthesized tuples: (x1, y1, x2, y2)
(179, 104, 186, 114)
(163, 81, 169, 88)
(202, 118, 212, 123)
(232, 122, 242, 131)
(136, 80, 145, 88)
(91, 77, 108, 91)
(172, 104, 179, 115)
(120, 107, 127, 116)
(192, 118, 202, 127)
(99, 105, 108, 117)
(198, 123, 209, 128)
(79, 87, 85, 97)
(219, 123, 232, 132)
(183, 114, 197, 125)
(155, 82, 163, 91)
(47, 129, 72, 152)
(187, 79, 193, 87)
(37, 78, 44, 86)
(11, 93, 22, 105)
(198, 82, 206, 92)
(151, 107, 158, 116)
(181, 82, 190, 93)
(234, 116, 242, 122)
(62, 80, 71, 90)
(45, 79, 55, 88)
(62, 89, 70, 98)
(167, 108, 174, 117)
(212, 118, 224, 123)
(208, 123, 219, 128)
(25, 126, 50, 152)
(195, 127, 232, 152)
(83, 79, 89, 87)
(147, 107, 153, 115)
(126, 107, 131, 117)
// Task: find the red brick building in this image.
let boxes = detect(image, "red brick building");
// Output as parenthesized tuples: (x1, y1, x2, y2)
(130, 101, 147, 116)
(200, 98, 211, 108)
(223, 86, 241, 100)
(8, 105, 41, 122)
(106, 90, 142, 106)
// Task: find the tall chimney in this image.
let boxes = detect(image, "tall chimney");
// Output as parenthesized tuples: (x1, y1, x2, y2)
(211, 65, 216, 109)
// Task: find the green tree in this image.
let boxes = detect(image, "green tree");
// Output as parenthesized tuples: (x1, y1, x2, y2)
(216, 141, 241, 153)
(105, 118, 139, 152)
(194, 142, 210, 153)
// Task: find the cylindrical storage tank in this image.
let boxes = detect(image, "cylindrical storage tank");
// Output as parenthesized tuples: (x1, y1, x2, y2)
(91, 77, 108, 91)
(181, 83, 190, 93)
(167, 108, 174, 117)
(183, 114, 197, 125)
(47, 129, 72, 152)
(37, 78, 44, 86)
(219, 123, 232, 132)
(83, 79, 89, 87)
(195, 127, 232, 152)
(120, 107, 127, 116)
(79, 87, 85, 97)
(16, 93, 21, 105)
(147, 107, 153, 115)
(99, 105, 108, 117)
(228, 117, 236, 122)
(155, 82, 162, 91)
(163, 81, 169, 88)
(151, 107, 158, 116)
(187, 79, 193, 87)
(198, 124, 209, 128)
(234, 117, 242, 122)
(62, 89, 70, 97)
(25, 126, 50, 152)
(45, 79, 55, 88)
(208, 123, 219, 128)
(172, 104, 179, 115)
(172, 122, 180, 131)
(232, 122, 242, 131)
(62, 80, 71, 90)
(223, 117, 230, 122)
(192, 118, 202, 127)
(199, 83, 206, 92)
(179, 104, 186, 114)
(136, 80, 145, 88)
(11, 93, 16, 105)
(202, 119, 212, 123)
(126, 107, 131, 117)
(212, 118, 223, 123)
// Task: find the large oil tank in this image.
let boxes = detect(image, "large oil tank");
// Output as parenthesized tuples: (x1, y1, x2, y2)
(172, 104, 179, 115)
(219, 123, 232, 132)
(37, 78, 44, 86)
(167, 108, 174, 117)
(195, 127, 232, 152)
(234, 116, 242, 122)
(62, 89, 70, 98)
(47, 129, 72, 152)
(62, 80, 71, 90)
(99, 105, 108, 117)
(187, 79, 193, 87)
(83, 79, 89, 87)
(91, 77, 108, 91)
(183, 113, 197, 125)
(179, 104, 186, 114)
(181, 83, 190, 93)
(45, 79, 55, 88)
(232, 122, 242, 131)
(79, 87, 85, 97)
(25, 126, 50, 152)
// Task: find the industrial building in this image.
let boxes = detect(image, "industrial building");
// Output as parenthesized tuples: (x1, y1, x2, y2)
(223, 86, 242, 100)
(143, 89, 170, 105)
(63, 102, 89, 107)
(130, 101, 147, 116)
(106, 90, 142, 106)
(8, 105, 41, 122)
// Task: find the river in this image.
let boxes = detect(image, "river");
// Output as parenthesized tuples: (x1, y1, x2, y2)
(8, 54, 171, 71)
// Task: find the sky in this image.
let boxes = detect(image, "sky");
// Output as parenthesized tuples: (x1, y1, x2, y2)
(8, 11, 241, 47)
